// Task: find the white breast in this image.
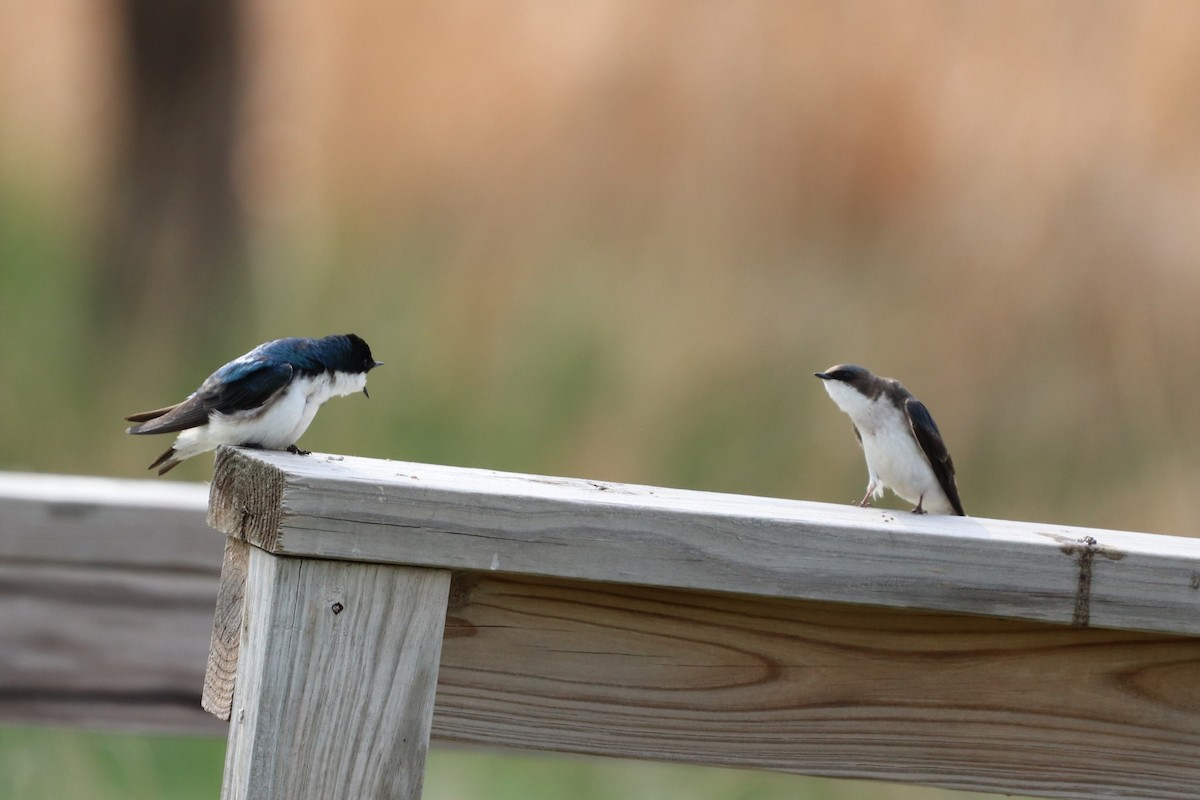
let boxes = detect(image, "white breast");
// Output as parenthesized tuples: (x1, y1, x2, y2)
(821, 381, 953, 513)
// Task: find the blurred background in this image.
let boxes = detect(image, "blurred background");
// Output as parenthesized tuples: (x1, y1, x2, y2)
(3, 0, 1200, 797)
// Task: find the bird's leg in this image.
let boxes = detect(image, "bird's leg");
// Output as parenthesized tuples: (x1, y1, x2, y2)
(858, 483, 876, 507)
(912, 494, 927, 515)
(287, 444, 311, 456)
(239, 442, 263, 449)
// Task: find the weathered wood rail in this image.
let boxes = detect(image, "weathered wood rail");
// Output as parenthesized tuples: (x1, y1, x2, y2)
(202, 447, 1200, 800)
(0, 472, 224, 734)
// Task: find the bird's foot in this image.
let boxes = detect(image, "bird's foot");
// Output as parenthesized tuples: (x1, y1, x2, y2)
(912, 496, 927, 515)
(286, 444, 311, 456)
(239, 442, 263, 450)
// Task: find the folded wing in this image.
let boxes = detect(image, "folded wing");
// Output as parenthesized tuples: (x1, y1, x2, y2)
(904, 397, 965, 516)
(125, 360, 295, 435)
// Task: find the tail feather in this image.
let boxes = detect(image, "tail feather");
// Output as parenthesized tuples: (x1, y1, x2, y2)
(125, 404, 181, 425)
(149, 447, 182, 475)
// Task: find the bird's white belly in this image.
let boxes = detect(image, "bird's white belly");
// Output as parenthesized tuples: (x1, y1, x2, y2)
(170, 371, 365, 459)
(211, 386, 311, 448)
(825, 383, 952, 513)
(859, 422, 950, 511)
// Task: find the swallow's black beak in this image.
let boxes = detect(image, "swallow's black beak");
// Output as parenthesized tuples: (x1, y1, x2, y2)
(363, 360, 382, 397)
(814, 372, 831, 380)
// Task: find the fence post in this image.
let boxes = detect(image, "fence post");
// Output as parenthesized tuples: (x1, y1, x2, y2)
(219, 546, 450, 800)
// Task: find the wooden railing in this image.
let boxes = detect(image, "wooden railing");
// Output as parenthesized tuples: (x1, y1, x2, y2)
(4, 452, 1200, 799)
(0, 472, 223, 734)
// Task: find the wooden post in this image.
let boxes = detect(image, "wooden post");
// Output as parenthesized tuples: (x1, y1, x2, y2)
(220, 547, 450, 800)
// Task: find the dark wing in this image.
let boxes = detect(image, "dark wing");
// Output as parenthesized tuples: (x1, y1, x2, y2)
(125, 360, 294, 435)
(202, 360, 295, 415)
(904, 397, 965, 515)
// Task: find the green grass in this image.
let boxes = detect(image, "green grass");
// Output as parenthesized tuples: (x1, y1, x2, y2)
(423, 750, 1043, 800)
(0, 726, 1040, 800)
(0, 726, 224, 800)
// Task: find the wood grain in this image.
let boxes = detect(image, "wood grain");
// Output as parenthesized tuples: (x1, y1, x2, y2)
(0, 472, 223, 734)
(433, 572, 1200, 800)
(202, 536, 249, 720)
(0, 562, 225, 735)
(221, 548, 450, 800)
(209, 447, 1200, 637)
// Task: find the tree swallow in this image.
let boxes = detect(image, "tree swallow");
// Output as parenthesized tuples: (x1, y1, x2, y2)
(814, 364, 965, 515)
(126, 334, 382, 475)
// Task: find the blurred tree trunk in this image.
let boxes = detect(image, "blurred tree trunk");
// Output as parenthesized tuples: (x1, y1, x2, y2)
(95, 0, 247, 346)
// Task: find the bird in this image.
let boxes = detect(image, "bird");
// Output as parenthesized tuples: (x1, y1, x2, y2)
(125, 334, 381, 475)
(814, 364, 964, 515)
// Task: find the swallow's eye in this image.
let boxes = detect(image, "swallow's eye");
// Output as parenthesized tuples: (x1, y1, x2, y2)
(833, 370, 851, 381)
